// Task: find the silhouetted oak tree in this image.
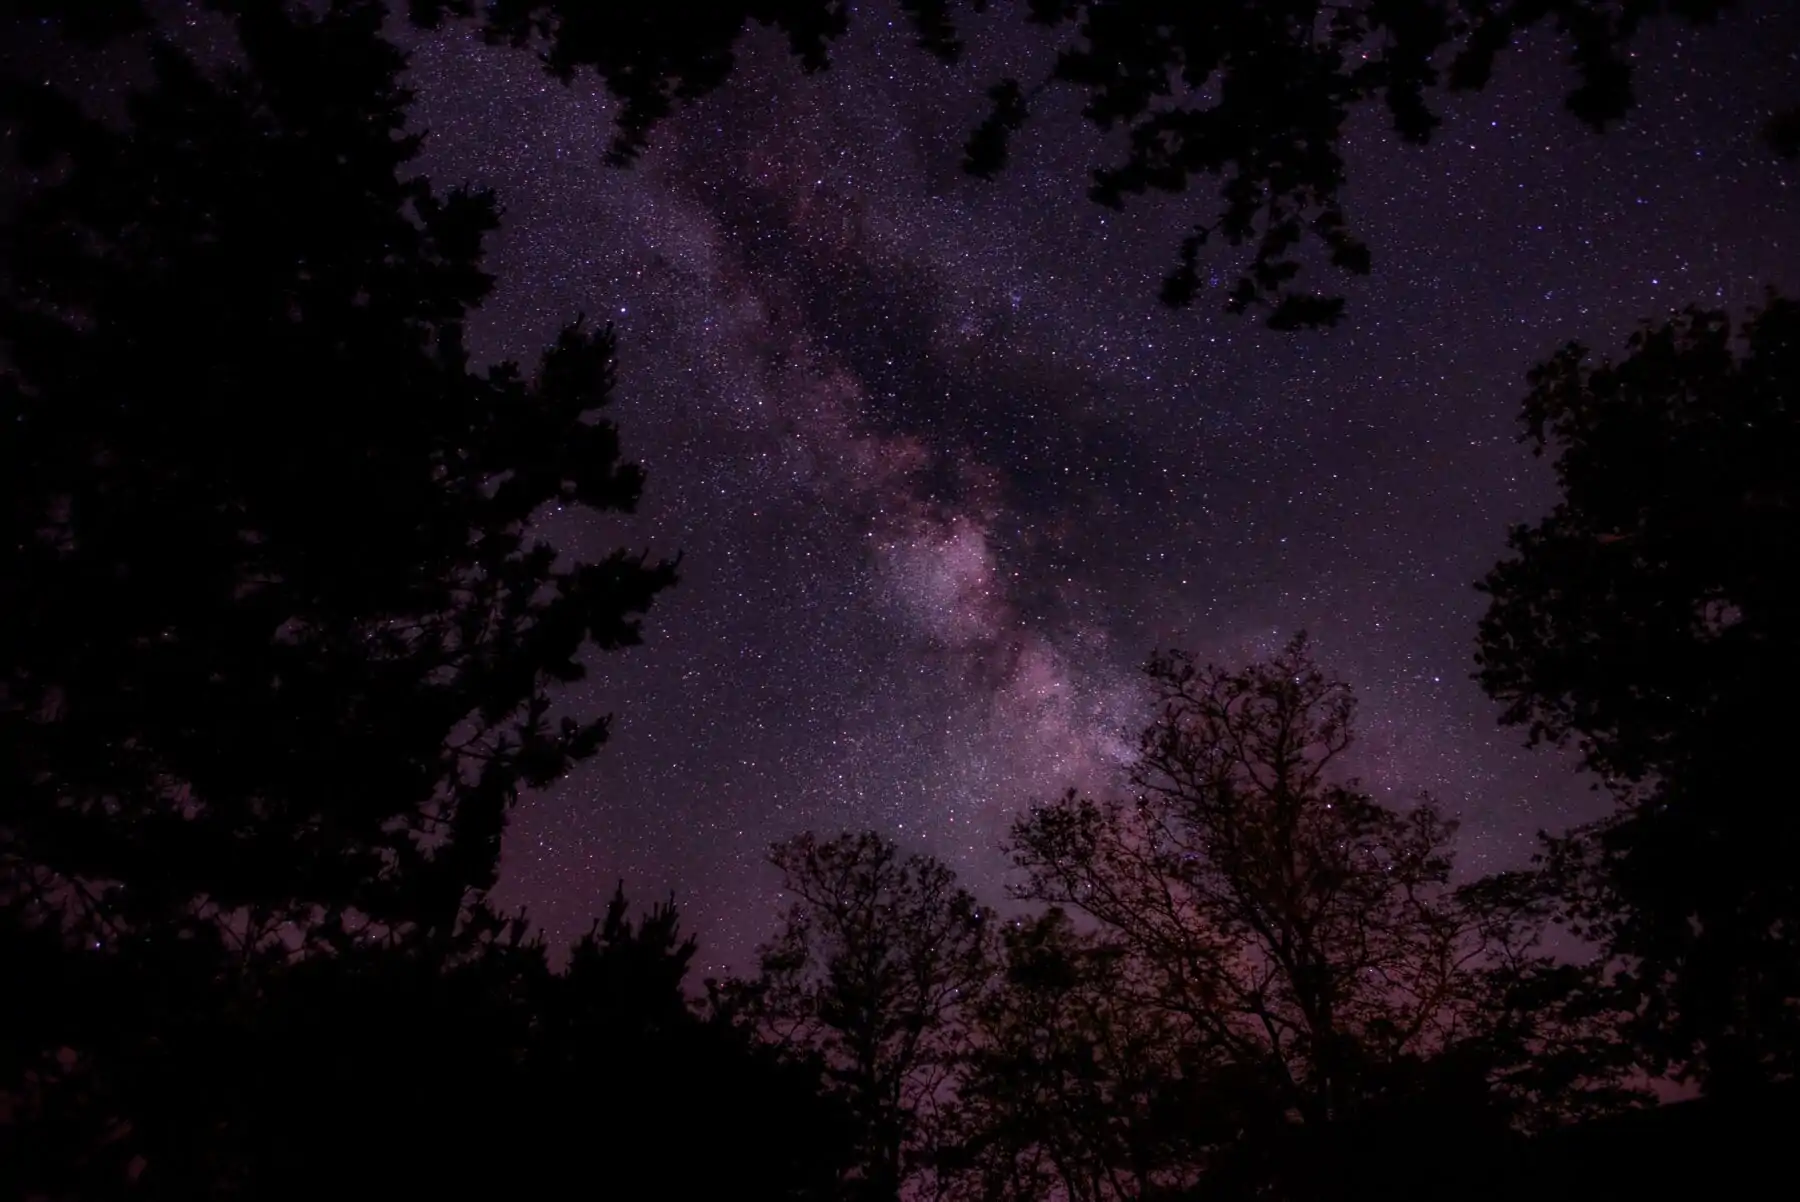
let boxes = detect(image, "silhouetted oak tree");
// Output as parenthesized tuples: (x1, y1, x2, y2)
(1475, 294, 1800, 1090)
(729, 831, 994, 1202)
(1004, 636, 1642, 1196)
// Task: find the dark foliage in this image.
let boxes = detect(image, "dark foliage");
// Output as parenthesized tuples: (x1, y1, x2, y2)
(947, 907, 1211, 1201)
(4, 0, 1781, 1196)
(986, 636, 1642, 1199)
(726, 831, 993, 1202)
(1, 890, 855, 1201)
(1476, 293, 1800, 1089)
(405, 0, 1003, 167)
(18, 3, 1783, 329)
(1469, 1079, 1800, 1201)
(401, 0, 1733, 328)
(1, 0, 675, 945)
(0, 4, 812, 1195)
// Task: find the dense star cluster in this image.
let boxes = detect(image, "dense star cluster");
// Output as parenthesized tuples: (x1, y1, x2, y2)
(393, 2, 1799, 965)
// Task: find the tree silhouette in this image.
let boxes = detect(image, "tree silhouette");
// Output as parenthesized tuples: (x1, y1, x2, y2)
(1004, 636, 1642, 1197)
(947, 907, 1215, 1201)
(1, 1, 679, 1191)
(517, 888, 858, 1202)
(7, 1, 1780, 1194)
(1, 0, 675, 946)
(1475, 293, 1800, 1090)
(727, 831, 994, 1202)
(0, 889, 854, 1201)
(401, 0, 1737, 328)
(956, 0, 1740, 328)
(20, 3, 1772, 327)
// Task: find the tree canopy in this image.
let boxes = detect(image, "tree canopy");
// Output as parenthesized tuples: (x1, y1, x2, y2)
(1, 0, 676, 946)
(2, 883, 855, 1201)
(740, 641, 1646, 1202)
(414, 0, 1745, 327)
(727, 830, 994, 1202)
(1476, 293, 1800, 1090)
(4, 0, 1792, 1197)
(28, 0, 1757, 327)
(1007, 641, 1638, 1147)
(0, 5, 804, 1195)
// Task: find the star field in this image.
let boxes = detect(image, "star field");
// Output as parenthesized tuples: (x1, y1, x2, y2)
(399, 2, 1800, 969)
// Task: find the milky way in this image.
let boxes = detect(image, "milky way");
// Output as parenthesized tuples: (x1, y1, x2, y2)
(399, 2, 1800, 969)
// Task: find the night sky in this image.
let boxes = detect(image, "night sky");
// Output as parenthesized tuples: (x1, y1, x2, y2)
(394, 2, 1799, 970)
